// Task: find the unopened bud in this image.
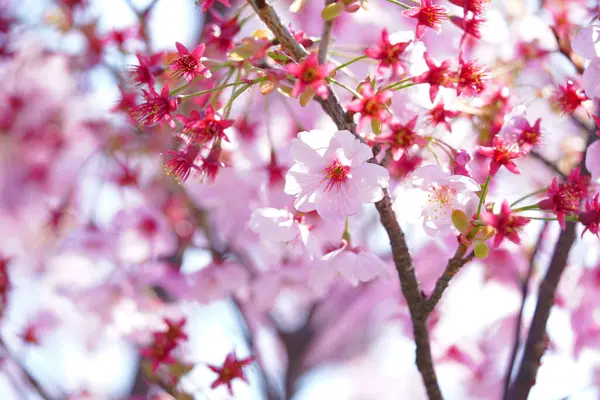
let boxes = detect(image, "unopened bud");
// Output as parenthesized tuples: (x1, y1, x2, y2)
(452, 210, 471, 234)
(322, 2, 345, 21)
(474, 240, 489, 259)
(371, 118, 382, 134)
(299, 87, 316, 107)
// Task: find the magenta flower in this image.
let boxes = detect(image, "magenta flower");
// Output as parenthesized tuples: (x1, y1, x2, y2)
(365, 28, 413, 78)
(579, 194, 600, 238)
(195, 0, 230, 13)
(539, 168, 589, 229)
(346, 84, 392, 126)
(457, 55, 489, 96)
(478, 135, 522, 176)
(482, 201, 531, 247)
(176, 106, 233, 144)
(170, 42, 211, 82)
(375, 116, 427, 161)
(286, 52, 334, 100)
(403, 0, 448, 39)
(551, 80, 588, 115)
(413, 52, 456, 103)
(129, 84, 180, 128)
(129, 52, 164, 87)
(284, 130, 389, 220)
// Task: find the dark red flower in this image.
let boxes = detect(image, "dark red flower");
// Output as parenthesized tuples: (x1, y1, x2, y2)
(103, 26, 139, 48)
(129, 84, 180, 128)
(0, 255, 10, 319)
(170, 42, 211, 82)
(478, 135, 522, 176)
(482, 201, 531, 247)
(450, 15, 485, 44)
(403, 0, 448, 39)
(286, 52, 334, 99)
(551, 80, 588, 115)
(141, 318, 188, 373)
(457, 55, 489, 96)
(413, 53, 456, 103)
(539, 168, 589, 229)
(208, 351, 254, 396)
(365, 28, 412, 78)
(579, 194, 600, 238)
(163, 146, 202, 183)
(387, 152, 423, 179)
(111, 88, 138, 113)
(448, 0, 489, 16)
(375, 116, 427, 160)
(130, 52, 164, 87)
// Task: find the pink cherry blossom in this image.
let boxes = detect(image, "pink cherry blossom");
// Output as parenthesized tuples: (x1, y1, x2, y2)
(284, 130, 390, 220)
(406, 164, 480, 236)
(248, 207, 307, 243)
(309, 240, 392, 295)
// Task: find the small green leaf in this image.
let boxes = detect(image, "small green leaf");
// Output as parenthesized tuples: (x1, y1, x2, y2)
(474, 241, 489, 259)
(371, 118, 382, 134)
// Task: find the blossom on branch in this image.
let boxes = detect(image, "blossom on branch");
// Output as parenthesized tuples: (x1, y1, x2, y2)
(284, 130, 390, 220)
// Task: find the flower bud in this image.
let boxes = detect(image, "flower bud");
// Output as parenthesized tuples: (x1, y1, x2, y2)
(300, 87, 316, 107)
(474, 240, 489, 259)
(452, 210, 470, 234)
(371, 118, 382, 134)
(322, 2, 345, 21)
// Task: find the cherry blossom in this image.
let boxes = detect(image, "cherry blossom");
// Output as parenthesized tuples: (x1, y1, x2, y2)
(402, 164, 480, 236)
(208, 351, 254, 396)
(284, 130, 389, 220)
(309, 240, 392, 295)
(170, 42, 211, 82)
(482, 201, 530, 247)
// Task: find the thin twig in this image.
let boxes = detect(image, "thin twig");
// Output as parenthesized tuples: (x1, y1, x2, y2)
(529, 151, 566, 179)
(502, 222, 550, 400)
(0, 338, 53, 400)
(423, 243, 474, 314)
(317, 0, 335, 64)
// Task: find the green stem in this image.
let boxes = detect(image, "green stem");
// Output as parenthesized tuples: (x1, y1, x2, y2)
(224, 84, 251, 119)
(326, 77, 362, 98)
(510, 188, 548, 207)
(384, 0, 412, 9)
(180, 78, 266, 100)
(333, 55, 369, 73)
(342, 216, 351, 243)
(526, 216, 578, 222)
(381, 78, 412, 92)
(476, 175, 491, 218)
(512, 204, 540, 213)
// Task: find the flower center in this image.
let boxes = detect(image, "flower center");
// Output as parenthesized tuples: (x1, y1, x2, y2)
(322, 159, 350, 192)
(425, 185, 455, 220)
(302, 68, 317, 82)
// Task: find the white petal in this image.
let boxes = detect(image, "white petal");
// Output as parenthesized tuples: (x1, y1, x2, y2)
(315, 184, 362, 220)
(290, 137, 327, 166)
(411, 164, 450, 187)
(297, 130, 334, 155)
(583, 57, 600, 99)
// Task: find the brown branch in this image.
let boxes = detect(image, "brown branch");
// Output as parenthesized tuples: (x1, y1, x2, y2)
(505, 222, 577, 400)
(423, 243, 474, 314)
(247, 1, 442, 398)
(502, 222, 550, 400)
(374, 191, 442, 400)
(507, 120, 595, 398)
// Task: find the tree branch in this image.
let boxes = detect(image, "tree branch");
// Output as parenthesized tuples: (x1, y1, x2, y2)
(505, 222, 577, 400)
(423, 244, 473, 314)
(502, 222, 550, 400)
(246, 1, 442, 397)
(0, 338, 53, 400)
